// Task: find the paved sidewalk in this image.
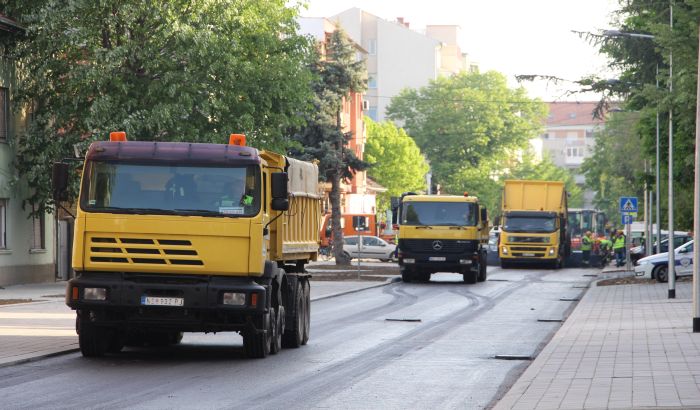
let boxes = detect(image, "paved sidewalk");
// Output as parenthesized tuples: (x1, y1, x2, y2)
(0, 277, 397, 368)
(495, 278, 700, 409)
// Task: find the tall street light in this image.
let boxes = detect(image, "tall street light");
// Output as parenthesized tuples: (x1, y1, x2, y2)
(603, 25, 673, 298)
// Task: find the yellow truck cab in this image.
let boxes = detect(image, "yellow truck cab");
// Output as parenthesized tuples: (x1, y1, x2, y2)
(498, 180, 570, 269)
(397, 193, 489, 283)
(53, 132, 320, 359)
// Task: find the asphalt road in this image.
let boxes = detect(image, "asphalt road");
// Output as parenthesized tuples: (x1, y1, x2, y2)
(0, 265, 597, 409)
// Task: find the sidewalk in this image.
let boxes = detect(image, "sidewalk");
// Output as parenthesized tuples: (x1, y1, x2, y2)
(0, 276, 397, 368)
(495, 272, 700, 409)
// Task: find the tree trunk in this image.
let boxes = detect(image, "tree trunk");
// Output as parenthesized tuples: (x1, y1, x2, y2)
(330, 171, 350, 265)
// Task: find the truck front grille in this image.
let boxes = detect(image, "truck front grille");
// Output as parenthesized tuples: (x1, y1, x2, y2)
(89, 236, 203, 267)
(401, 239, 476, 254)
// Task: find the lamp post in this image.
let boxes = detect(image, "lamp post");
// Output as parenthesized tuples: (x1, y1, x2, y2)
(603, 23, 673, 298)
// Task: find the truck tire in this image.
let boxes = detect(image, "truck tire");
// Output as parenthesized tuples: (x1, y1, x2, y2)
(500, 260, 511, 269)
(301, 278, 310, 345)
(418, 271, 431, 282)
(477, 255, 487, 282)
(400, 267, 413, 283)
(77, 311, 110, 358)
(463, 270, 477, 284)
(282, 280, 304, 348)
(243, 312, 272, 358)
(270, 306, 283, 354)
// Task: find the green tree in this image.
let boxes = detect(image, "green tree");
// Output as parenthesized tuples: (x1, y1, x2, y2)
(291, 29, 367, 265)
(386, 71, 548, 198)
(364, 118, 429, 213)
(581, 111, 648, 226)
(4, 0, 315, 213)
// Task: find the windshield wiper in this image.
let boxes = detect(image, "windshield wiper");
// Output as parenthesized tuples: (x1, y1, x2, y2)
(415, 226, 433, 229)
(174, 209, 226, 217)
(95, 207, 178, 215)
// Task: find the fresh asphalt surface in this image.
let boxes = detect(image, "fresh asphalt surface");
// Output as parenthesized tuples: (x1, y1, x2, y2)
(0, 264, 597, 409)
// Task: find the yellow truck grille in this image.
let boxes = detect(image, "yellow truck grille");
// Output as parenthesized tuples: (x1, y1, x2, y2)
(89, 236, 203, 266)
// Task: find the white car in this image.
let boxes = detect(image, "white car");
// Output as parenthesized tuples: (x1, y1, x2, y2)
(634, 240, 694, 283)
(343, 235, 396, 262)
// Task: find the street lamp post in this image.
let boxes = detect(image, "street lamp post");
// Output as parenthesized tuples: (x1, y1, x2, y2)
(693, 18, 700, 332)
(603, 24, 673, 298)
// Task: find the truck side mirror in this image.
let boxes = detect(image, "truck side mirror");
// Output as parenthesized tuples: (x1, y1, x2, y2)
(271, 172, 289, 211)
(494, 215, 501, 226)
(52, 162, 70, 201)
(480, 207, 488, 224)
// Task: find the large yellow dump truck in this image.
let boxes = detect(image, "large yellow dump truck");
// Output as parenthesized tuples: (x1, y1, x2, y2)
(498, 180, 570, 269)
(397, 193, 489, 283)
(54, 132, 320, 358)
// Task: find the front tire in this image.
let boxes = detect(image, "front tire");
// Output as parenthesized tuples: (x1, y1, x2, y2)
(463, 270, 477, 284)
(654, 265, 669, 283)
(77, 310, 111, 358)
(477, 254, 487, 282)
(243, 312, 272, 359)
(400, 268, 413, 283)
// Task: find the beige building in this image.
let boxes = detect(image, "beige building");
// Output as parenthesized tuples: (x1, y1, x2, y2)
(536, 102, 606, 206)
(425, 25, 478, 76)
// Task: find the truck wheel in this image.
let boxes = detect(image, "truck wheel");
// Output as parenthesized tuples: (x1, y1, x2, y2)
(477, 257, 487, 282)
(463, 270, 477, 284)
(400, 267, 413, 283)
(270, 306, 283, 354)
(77, 311, 110, 357)
(500, 260, 511, 269)
(282, 280, 304, 348)
(301, 279, 310, 345)
(418, 271, 431, 282)
(243, 312, 272, 358)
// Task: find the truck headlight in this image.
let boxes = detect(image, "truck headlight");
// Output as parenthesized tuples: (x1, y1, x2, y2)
(460, 259, 472, 264)
(84, 287, 107, 301)
(501, 247, 508, 255)
(223, 292, 246, 306)
(548, 248, 555, 256)
(403, 258, 415, 264)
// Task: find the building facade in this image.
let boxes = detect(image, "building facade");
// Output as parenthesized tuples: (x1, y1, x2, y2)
(537, 102, 606, 207)
(0, 14, 56, 286)
(297, 17, 380, 216)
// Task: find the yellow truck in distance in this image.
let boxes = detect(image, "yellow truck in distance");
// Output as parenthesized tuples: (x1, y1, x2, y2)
(53, 132, 320, 359)
(498, 180, 570, 269)
(397, 193, 489, 283)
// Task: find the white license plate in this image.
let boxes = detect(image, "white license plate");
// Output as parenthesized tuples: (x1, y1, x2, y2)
(429, 256, 446, 262)
(141, 296, 184, 306)
(522, 253, 535, 257)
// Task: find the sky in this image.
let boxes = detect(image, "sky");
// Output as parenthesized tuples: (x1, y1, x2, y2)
(299, 0, 621, 101)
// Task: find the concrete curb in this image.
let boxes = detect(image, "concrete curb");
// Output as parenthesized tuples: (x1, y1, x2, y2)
(311, 276, 401, 302)
(0, 347, 80, 369)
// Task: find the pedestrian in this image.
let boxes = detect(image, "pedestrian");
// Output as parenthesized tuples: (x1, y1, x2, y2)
(613, 230, 626, 267)
(391, 231, 399, 260)
(581, 230, 593, 266)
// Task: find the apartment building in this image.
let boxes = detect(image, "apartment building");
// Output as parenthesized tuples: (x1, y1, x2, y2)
(297, 17, 380, 215)
(538, 102, 605, 206)
(0, 14, 56, 286)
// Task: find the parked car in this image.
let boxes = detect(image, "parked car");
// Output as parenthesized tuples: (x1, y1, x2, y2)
(343, 235, 396, 262)
(634, 240, 694, 283)
(630, 233, 692, 263)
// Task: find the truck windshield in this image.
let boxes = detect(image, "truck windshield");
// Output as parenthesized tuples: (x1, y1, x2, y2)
(401, 202, 477, 226)
(81, 162, 260, 217)
(504, 216, 557, 233)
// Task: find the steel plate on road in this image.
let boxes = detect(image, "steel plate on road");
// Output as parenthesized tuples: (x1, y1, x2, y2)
(429, 256, 446, 262)
(141, 296, 184, 307)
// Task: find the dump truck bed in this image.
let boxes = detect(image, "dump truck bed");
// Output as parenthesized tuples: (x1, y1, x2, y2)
(502, 180, 566, 213)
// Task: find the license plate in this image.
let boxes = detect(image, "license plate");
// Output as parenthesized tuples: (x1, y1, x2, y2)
(429, 256, 446, 262)
(141, 296, 184, 306)
(523, 253, 535, 257)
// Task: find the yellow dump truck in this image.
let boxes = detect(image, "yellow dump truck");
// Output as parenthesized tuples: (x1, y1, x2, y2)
(53, 132, 320, 358)
(498, 180, 570, 269)
(397, 193, 489, 283)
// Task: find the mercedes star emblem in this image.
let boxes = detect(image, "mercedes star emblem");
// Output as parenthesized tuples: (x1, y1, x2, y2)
(432, 240, 443, 251)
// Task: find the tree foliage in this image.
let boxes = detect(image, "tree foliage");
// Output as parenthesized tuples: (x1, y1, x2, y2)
(364, 117, 429, 213)
(291, 29, 367, 265)
(583, 1, 700, 229)
(3, 0, 315, 213)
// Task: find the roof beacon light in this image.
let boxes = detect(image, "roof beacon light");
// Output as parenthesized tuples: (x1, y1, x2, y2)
(464, 192, 469, 197)
(109, 131, 127, 142)
(229, 133, 246, 146)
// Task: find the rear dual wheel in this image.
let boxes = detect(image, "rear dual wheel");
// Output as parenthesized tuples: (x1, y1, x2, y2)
(282, 278, 310, 348)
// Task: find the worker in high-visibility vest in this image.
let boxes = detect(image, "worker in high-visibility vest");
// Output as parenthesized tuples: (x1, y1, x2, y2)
(613, 230, 626, 267)
(597, 238, 612, 268)
(581, 231, 593, 266)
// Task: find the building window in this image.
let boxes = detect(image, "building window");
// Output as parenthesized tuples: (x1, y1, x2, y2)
(585, 130, 594, 139)
(31, 206, 45, 250)
(543, 133, 549, 139)
(367, 39, 377, 55)
(566, 147, 585, 158)
(368, 75, 377, 89)
(367, 107, 378, 121)
(0, 88, 7, 142)
(0, 199, 6, 249)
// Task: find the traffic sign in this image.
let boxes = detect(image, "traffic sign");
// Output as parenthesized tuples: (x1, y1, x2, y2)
(622, 214, 634, 225)
(619, 196, 638, 213)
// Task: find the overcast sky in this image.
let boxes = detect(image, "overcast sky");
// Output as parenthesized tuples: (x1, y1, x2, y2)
(300, 0, 620, 101)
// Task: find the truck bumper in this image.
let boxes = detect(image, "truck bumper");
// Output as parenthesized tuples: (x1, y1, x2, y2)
(399, 253, 479, 274)
(65, 272, 268, 333)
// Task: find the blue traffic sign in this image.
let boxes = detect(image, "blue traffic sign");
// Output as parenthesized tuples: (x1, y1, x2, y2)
(622, 214, 634, 225)
(619, 197, 638, 213)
